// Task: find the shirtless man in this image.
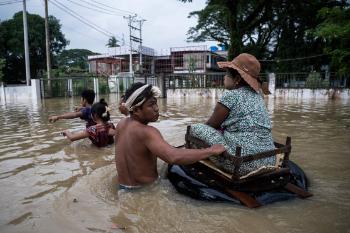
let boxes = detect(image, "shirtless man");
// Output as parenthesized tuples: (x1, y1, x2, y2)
(115, 83, 226, 189)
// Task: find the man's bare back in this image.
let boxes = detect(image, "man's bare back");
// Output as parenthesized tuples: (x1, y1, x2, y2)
(115, 117, 159, 186)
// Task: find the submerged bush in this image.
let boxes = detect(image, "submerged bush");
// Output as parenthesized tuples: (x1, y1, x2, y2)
(305, 72, 329, 89)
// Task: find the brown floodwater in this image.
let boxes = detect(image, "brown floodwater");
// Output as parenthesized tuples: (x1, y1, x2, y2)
(0, 94, 349, 233)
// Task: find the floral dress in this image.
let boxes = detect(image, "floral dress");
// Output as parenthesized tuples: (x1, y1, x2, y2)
(190, 86, 275, 176)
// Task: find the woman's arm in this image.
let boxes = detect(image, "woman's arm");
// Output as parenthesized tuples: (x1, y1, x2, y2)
(206, 103, 230, 129)
(62, 130, 89, 142)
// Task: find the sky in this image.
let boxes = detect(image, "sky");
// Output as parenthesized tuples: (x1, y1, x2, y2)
(0, 0, 217, 54)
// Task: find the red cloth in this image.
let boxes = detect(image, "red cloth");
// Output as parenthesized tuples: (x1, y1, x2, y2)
(86, 122, 115, 147)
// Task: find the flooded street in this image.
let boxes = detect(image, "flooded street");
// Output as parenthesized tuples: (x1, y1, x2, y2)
(0, 94, 349, 233)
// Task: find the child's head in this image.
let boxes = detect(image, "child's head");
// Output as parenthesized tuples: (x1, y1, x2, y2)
(81, 89, 95, 106)
(124, 83, 161, 123)
(91, 99, 110, 122)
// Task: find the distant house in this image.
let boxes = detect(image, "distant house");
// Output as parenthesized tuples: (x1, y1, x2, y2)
(87, 45, 227, 76)
(169, 45, 227, 74)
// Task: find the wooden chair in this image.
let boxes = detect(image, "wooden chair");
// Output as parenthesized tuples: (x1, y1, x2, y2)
(183, 126, 312, 208)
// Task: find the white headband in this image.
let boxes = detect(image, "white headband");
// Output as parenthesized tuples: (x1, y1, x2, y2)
(124, 84, 161, 112)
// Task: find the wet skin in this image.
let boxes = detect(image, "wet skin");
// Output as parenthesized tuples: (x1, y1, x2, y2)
(115, 97, 226, 187)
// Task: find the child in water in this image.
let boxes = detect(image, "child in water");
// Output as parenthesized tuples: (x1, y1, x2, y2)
(62, 99, 115, 147)
(49, 89, 96, 128)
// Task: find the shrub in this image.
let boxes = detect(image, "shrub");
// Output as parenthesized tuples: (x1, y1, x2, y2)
(305, 72, 329, 89)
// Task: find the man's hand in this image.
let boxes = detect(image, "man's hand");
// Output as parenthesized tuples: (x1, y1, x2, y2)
(49, 116, 59, 123)
(209, 144, 226, 155)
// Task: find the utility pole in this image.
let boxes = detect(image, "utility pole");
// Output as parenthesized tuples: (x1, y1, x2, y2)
(22, 0, 31, 86)
(124, 15, 136, 75)
(125, 15, 145, 75)
(138, 19, 146, 74)
(44, 0, 52, 96)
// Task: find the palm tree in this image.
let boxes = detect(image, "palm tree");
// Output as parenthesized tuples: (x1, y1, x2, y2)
(106, 36, 120, 47)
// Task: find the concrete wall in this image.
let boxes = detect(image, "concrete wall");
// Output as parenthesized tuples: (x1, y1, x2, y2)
(0, 79, 41, 104)
(273, 88, 350, 100)
(166, 88, 350, 100)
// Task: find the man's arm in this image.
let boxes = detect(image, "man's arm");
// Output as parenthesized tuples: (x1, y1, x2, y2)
(49, 111, 83, 123)
(144, 126, 226, 165)
(62, 129, 89, 141)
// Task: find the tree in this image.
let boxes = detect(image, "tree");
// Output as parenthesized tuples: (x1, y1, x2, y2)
(312, 6, 350, 75)
(55, 49, 98, 70)
(181, 0, 277, 59)
(181, 0, 348, 73)
(0, 58, 5, 82)
(106, 36, 119, 47)
(0, 12, 68, 84)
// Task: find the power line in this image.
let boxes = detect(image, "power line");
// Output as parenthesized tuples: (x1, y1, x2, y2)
(50, 0, 114, 38)
(85, 0, 137, 16)
(0, 0, 23, 6)
(260, 54, 327, 62)
(51, 0, 130, 46)
(64, 0, 129, 17)
(64, 0, 123, 16)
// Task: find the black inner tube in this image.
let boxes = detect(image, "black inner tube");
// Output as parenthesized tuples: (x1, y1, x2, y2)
(167, 161, 310, 205)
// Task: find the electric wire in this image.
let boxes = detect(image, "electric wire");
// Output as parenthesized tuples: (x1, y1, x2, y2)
(260, 54, 327, 62)
(50, 0, 131, 47)
(0, 0, 23, 6)
(85, 0, 136, 16)
(50, 0, 114, 37)
(64, 0, 127, 17)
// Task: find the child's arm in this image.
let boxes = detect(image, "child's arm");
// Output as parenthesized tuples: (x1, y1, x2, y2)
(49, 111, 83, 123)
(108, 127, 116, 136)
(62, 129, 89, 142)
(205, 103, 230, 129)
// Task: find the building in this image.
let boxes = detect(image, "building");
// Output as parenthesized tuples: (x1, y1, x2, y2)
(87, 45, 227, 76)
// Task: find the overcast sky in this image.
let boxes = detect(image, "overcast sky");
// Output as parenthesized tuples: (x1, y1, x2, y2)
(0, 0, 216, 54)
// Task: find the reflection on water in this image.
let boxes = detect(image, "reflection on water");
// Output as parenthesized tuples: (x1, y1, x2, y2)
(0, 95, 349, 233)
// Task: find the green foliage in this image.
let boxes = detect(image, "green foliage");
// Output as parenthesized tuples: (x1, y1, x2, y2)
(55, 49, 98, 70)
(119, 81, 124, 92)
(98, 78, 110, 94)
(305, 72, 329, 89)
(312, 6, 350, 76)
(187, 56, 196, 73)
(106, 36, 119, 48)
(0, 58, 5, 82)
(182, 0, 348, 73)
(0, 11, 68, 84)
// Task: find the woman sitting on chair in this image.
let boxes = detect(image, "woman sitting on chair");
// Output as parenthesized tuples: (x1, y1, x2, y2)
(190, 53, 275, 176)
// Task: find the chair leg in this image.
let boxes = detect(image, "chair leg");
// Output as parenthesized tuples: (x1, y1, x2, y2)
(284, 183, 313, 198)
(224, 188, 262, 208)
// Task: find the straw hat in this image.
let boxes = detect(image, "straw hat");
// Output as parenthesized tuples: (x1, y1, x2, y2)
(217, 53, 261, 92)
